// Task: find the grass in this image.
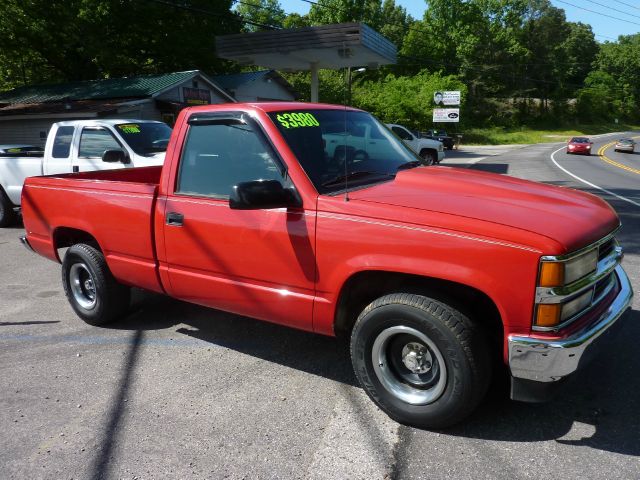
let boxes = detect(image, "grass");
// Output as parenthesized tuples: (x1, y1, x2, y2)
(461, 124, 640, 145)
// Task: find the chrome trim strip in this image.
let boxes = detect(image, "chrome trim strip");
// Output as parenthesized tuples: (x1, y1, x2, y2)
(509, 265, 633, 382)
(540, 226, 620, 262)
(19, 235, 35, 254)
(535, 246, 622, 304)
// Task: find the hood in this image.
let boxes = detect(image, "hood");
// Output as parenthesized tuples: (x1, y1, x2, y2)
(348, 167, 619, 254)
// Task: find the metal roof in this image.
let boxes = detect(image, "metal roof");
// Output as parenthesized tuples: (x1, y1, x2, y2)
(212, 70, 273, 90)
(0, 70, 227, 105)
(216, 23, 396, 71)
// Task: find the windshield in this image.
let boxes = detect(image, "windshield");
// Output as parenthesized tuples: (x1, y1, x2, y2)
(571, 137, 590, 143)
(268, 110, 420, 194)
(115, 122, 172, 156)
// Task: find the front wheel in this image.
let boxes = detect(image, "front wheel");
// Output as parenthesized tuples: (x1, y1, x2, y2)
(350, 293, 491, 429)
(62, 243, 131, 325)
(420, 150, 436, 166)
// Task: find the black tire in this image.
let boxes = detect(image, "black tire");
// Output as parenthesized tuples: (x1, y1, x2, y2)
(0, 186, 17, 228)
(420, 150, 436, 166)
(350, 293, 491, 429)
(62, 243, 130, 326)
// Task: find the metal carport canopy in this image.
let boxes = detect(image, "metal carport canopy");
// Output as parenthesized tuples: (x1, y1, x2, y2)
(215, 23, 397, 102)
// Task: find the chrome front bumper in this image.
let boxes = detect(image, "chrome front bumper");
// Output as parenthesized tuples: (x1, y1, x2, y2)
(508, 264, 633, 384)
(19, 235, 35, 253)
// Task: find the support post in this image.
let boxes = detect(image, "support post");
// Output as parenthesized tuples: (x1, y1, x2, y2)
(310, 62, 319, 103)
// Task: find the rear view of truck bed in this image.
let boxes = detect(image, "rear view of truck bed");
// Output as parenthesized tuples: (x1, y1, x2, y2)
(21, 166, 163, 293)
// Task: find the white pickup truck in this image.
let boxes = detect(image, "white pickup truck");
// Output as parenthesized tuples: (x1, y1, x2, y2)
(386, 123, 445, 165)
(0, 119, 171, 226)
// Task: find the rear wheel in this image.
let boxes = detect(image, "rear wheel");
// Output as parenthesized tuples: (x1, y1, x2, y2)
(0, 187, 17, 228)
(62, 243, 130, 326)
(420, 150, 436, 166)
(350, 293, 491, 429)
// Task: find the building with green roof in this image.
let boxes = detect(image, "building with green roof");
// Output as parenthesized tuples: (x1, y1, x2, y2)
(0, 70, 234, 146)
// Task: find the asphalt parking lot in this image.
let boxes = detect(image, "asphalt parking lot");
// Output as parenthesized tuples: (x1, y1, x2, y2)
(1, 137, 639, 479)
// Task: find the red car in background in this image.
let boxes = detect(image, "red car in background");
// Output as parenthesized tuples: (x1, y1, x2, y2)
(567, 137, 593, 155)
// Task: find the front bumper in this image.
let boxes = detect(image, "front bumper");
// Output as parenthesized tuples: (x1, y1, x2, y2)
(508, 265, 633, 399)
(437, 151, 445, 163)
(20, 235, 35, 253)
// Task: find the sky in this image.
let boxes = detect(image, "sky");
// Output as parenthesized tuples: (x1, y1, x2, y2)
(278, 0, 640, 42)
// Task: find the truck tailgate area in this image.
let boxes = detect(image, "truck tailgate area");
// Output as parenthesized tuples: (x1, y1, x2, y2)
(21, 167, 163, 293)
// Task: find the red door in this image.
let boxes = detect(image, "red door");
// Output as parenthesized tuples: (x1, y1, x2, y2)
(161, 115, 317, 331)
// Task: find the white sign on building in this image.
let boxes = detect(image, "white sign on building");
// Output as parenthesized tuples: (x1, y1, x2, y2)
(433, 108, 460, 123)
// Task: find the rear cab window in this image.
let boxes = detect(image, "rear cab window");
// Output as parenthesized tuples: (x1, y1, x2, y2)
(52, 126, 75, 158)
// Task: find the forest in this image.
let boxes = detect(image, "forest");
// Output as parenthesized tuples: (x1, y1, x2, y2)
(1, 0, 639, 132)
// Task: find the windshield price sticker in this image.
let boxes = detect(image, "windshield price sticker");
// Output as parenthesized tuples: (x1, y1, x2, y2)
(276, 112, 320, 129)
(118, 124, 141, 134)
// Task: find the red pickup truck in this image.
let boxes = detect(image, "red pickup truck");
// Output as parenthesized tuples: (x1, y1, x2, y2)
(21, 102, 633, 428)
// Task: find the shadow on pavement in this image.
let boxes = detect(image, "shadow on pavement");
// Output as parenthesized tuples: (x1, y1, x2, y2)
(95, 288, 640, 459)
(436, 308, 640, 457)
(108, 290, 357, 388)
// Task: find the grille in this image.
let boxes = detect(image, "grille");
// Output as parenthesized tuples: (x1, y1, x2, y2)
(598, 238, 615, 262)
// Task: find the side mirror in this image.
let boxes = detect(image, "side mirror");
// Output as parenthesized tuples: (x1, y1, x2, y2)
(102, 149, 130, 164)
(230, 180, 301, 210)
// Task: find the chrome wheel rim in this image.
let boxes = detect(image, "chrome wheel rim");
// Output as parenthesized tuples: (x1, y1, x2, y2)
(372, 326, 447, 405)
(69, 263, 97, 310)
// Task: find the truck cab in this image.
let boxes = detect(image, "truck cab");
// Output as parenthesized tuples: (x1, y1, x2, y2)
(386, 123, 445, 165)
(43, 119, 170, 176)
(0, 119, 171, 226)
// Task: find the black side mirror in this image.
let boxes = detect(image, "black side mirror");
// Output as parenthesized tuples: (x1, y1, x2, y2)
(102, 149, 130, 164)
(230, 180, 301, 210)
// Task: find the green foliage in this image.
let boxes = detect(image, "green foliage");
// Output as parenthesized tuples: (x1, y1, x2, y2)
(308, 0, 413, 49)
(1, 0, 638, 130)
(0, 0, 239, 88)
(234, 0, 285, 31)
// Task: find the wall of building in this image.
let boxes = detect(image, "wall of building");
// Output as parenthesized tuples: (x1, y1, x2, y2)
(157, 75, 230, 105)
(232, 77, 295, 102)
(0, 116, 90, 147)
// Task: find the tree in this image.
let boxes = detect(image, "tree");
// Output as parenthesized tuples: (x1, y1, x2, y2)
(234, 0, 285, 31)
(0, 0, 240, 89)
(307, 0, 413, 49)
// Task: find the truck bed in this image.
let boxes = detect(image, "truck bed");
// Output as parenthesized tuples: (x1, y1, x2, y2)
(21, 166, 164, 293)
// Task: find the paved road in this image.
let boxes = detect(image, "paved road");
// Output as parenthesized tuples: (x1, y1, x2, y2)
(1, 135, 638, 479)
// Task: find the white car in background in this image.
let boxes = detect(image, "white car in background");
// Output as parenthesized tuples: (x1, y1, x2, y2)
(0, 119, 171, 226)
(386, 123, 445, 165)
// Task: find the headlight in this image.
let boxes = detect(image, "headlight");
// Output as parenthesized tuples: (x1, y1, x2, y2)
(539, 248, 598, 287)
(438, 145, 443, 152)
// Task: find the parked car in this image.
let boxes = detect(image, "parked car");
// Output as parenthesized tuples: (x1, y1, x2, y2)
(21, 102, 633, 429)
(424, 129, 454, 150)
(0, 119, 171, 226)
(566, 137, 593, 155)
(614, 138, 635, 153)
(386, 123, 444, 165)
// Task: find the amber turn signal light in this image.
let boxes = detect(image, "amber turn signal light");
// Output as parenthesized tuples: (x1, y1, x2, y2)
(539, 262, 564, 287)
(535, 304, 561, 328)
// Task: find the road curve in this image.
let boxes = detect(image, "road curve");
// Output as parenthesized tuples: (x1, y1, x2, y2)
(550, 132, 640, 208)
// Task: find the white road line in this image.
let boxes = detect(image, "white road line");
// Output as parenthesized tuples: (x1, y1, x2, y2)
(550, 145, 640, 208)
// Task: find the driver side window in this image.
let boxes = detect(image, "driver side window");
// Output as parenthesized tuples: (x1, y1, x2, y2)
(392, 126, 413, 141)
(177, 120, 284, 199)
(78, 128, 122, 158)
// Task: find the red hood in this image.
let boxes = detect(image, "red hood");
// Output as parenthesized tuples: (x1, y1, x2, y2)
(347, 167, 619, 254)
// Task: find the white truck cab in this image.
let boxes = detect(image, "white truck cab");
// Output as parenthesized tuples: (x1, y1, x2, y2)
(0, 119, 171, 226)
(386, 123, 445, 165)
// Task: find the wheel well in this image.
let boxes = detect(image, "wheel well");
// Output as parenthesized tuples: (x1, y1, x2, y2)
(419, 148, 436, 157)
(53, 227, 101, 252)
(333, 271, 503, 353)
